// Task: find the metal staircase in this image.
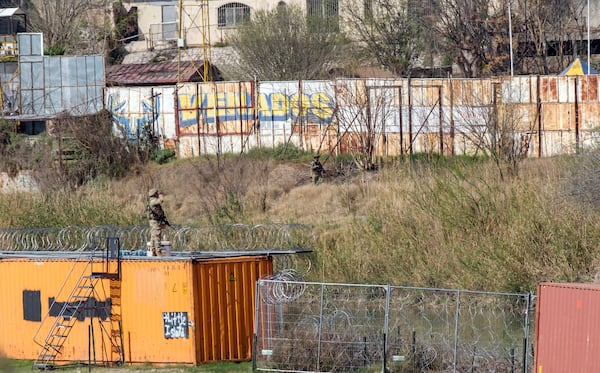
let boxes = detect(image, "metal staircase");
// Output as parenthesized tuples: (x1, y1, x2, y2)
(33, 237, 123, 370)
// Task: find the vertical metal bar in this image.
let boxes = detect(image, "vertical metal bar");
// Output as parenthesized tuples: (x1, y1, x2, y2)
(383, 285, 391, 373)
(522, 293, 532, 373)
(588, 0, 591, 74)
(316, 283, 325, 372)
(449, 76, 455, 156)
(575, 77, 580, 154)
(412, 331, 416, 373)
(438, 87, 443, 155)
(366, 85, 372, 168)
(508, 0, 514, 76)
(537, 76, 542, 157)
(196, 83, 201, 156)
(252, 279, 261, 371)
(453, 290, 461, 373)
(398, 86, 404, 155)
(88, 324, 91, 372)
(298, 80, 304, 150)
(408, 78, 413, 156)
(174, 85, 181, 144)
(335, 79, 341, 157)
(253, 79, 259, 149)
(239, 81, 244, 153)
(511, 347, 515, 373)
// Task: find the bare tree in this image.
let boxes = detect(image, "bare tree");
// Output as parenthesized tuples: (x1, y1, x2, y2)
(514, 0, 587, 74)
(227, 4, 348, 81)
(27, 0, 109, 54)
(342, 0, 422, 76)
(333, 80, 395, 170)
(453, 84, 533, 179)
(428, 0, 512, 77)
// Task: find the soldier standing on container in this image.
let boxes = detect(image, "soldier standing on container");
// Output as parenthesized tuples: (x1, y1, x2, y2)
(311, 154, 324, 185)
(147, 188, 169, 256)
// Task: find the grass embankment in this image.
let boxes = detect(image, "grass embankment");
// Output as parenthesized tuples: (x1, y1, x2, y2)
(1, 154, 598, 293)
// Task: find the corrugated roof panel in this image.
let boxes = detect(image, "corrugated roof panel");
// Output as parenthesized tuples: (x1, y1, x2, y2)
(105, 61, 215, 86)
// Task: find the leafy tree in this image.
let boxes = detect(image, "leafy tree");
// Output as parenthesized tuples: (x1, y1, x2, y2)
(228, 4, 348, 80)
(343, 0, 422, 76)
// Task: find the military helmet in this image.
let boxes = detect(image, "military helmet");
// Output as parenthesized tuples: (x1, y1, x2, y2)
(148, 188, 158, 197)
(314, 154, 320, 158)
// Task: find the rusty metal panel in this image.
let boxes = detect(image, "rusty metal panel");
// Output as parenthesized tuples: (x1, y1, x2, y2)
(194, 256, 272, 362)
(106, 86, 177, 140)
(580, 103, 600, 130)
(580, 75, 599, 102)
(535, 282, 600, 373)
(545, 101, 577, 131)
(540, 77, 558, 102)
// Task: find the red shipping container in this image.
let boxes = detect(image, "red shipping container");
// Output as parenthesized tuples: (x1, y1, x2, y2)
(535, 282, 600, 373)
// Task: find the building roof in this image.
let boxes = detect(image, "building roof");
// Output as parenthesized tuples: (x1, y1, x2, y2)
(559, 57, 599, 75)
(0, 8, 25, 17)
(105, 60, 220, 86)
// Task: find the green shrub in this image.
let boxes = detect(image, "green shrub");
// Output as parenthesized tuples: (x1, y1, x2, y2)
(151, 148, 176, 164)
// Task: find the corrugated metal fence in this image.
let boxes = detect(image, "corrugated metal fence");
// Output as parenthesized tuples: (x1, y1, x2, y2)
(254, 279, 535, 373)
(106, 75, 600, 158)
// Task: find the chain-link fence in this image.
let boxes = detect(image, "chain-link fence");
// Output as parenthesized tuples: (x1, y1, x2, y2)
(254, 280, 534, 373)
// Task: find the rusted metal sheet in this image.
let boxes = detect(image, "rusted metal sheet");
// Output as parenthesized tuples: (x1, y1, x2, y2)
(535, 282, 600, 373)
(579, 75, 599, 101)
(105, 61, 213, 86)
(105, 75, 600, 158)
(106, 86, 177, 140)
(194, 256, 272, 362)
(0, 253, 272, 365)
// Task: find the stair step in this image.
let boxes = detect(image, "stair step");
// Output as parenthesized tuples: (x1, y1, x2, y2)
(33, 363, 53, 370)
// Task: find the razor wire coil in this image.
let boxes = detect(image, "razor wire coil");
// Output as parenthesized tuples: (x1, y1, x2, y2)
(0, 224, 314, 252)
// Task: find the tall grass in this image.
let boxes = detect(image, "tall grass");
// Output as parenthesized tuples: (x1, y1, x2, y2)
(2, 153, 599, 293)
(257, 156, 600, 293)
(0, 189, 143, 228)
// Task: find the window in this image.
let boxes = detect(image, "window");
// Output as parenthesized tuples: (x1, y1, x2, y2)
(218, 3, 251, 28)
(363, 0, 372, 20)
(306, 0, 339, 30)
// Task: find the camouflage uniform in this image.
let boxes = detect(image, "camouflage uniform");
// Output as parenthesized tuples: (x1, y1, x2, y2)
(147, 188, 167, 256)
(311, 155, 323, 185)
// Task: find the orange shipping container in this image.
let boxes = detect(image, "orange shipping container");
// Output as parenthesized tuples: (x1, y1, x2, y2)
(0, 251, 273, 366)
(535, 282, 600, 373)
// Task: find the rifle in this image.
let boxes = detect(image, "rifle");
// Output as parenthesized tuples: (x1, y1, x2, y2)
(160, 217, 172, 227)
